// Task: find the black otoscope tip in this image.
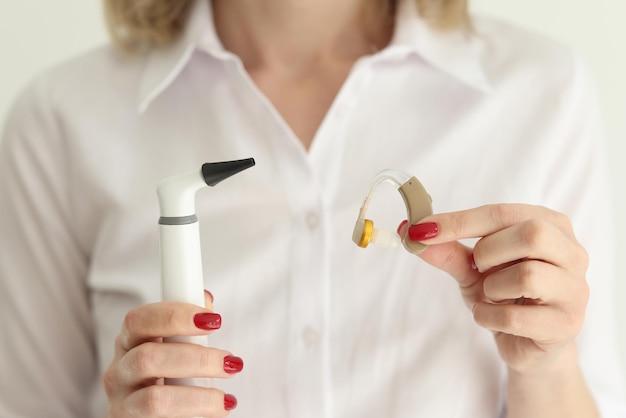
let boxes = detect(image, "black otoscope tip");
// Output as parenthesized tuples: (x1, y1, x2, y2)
(201, 158, 256, 187)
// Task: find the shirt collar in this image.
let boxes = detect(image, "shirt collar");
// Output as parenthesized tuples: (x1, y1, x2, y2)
(138, 0, 491, 112)
(386, 0, 492, 92)
(138, 0, 223, 113)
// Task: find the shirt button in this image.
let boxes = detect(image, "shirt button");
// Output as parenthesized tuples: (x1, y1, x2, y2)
(305, 212, 320, 230)
(302, 327, 320, 347)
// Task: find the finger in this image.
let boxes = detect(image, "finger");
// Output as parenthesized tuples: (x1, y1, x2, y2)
(119, 302, 222, 351)
(473, 302, 581, 343)
(123, 385, 236, 417)
(399, 219, 483, 298)
(409, 204, 576, 245)
(204, 289, 215, 311)
(482, 260, 569, 303)
(119, 343, 243, 388)
(473, 219, 586, 272)
(416, 241, 476, 286)
(399, 220, 467, 278)
(419, 246, 488, 309)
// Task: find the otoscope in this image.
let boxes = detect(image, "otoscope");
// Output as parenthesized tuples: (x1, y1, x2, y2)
(157, 158, 255, 387)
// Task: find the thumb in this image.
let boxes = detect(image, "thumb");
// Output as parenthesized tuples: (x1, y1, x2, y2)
(398, 221, 483, 304)
(418, 241, 477, 288)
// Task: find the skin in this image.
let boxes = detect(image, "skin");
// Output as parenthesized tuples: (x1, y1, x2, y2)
(212, 0, 393, 149)
(104, 1, 601, 416)
(400, 204, 599, 418)
(103, 293, 238, 417)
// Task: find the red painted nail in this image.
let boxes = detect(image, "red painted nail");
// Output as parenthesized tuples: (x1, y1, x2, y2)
(224, 393, 238, 411)
(397, 219, 408, 235)
(224, 355, 244, 373)
(407, 222, 438, 241)
(193, 312, 222, 330)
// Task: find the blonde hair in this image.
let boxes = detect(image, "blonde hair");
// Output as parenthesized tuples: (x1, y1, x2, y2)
(104, 0, 468, 50)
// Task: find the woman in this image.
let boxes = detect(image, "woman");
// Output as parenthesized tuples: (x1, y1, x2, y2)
(1, 0, 624, 416)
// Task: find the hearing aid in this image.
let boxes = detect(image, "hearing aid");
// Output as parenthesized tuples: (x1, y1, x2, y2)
(352, 169, 433, 254)
(157, 158, 255, 387)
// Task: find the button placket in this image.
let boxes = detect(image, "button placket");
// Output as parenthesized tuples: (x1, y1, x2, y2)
(284, 186, 329, 417)
(305, 211, 321, 230)
(302, 326, 321, 347)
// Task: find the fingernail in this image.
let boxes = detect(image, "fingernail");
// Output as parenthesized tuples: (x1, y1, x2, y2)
(193, 312, 222, 330)
(470, 254, 477, 270)
(223, 355, 244, 374)
(407, 222, 438, 241)
(397, 219, 408, 235)
(204, 289, 214, 303)
(224, 393, 238, 411)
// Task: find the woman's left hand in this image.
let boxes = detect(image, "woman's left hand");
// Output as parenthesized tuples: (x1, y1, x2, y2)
(399, 204, 590, 373)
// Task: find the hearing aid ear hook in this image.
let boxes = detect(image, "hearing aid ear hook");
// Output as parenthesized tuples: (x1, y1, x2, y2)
(352, 169, 433, 254)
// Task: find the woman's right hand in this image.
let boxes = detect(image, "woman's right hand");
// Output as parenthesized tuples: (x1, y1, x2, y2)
(103, 291, 243, 417)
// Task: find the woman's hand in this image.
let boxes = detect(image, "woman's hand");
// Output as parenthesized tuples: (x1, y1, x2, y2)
(399, 204, 600, 417)
(399, 204, 599, 417)
(399, 204, 590, 373)
(103, 291, 243, 417)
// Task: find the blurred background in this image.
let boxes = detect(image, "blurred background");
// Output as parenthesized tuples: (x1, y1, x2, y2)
(1, 0, 624, 393)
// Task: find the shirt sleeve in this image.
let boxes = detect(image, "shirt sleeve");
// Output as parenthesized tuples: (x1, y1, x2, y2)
(0, 75, 96, 417)
(547, 54, 626, 417)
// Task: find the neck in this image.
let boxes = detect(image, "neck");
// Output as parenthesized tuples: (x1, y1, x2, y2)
(212, 0, 394, 72)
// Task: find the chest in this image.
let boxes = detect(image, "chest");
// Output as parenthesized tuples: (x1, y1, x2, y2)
(246, 61, 357, 150)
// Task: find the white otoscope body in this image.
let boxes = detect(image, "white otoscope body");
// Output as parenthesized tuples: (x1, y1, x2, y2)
(156, 158, 255, 387)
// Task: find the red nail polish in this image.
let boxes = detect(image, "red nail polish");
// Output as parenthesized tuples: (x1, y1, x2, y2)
(224, 393, 238, 411)
(224, 355, 244, 373)
(193, 312, 222, 330)
(397, 219, 408, 235)
(407, 222, 438, 241)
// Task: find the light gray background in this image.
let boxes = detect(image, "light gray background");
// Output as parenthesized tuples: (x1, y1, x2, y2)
(1, 0, 625, 392)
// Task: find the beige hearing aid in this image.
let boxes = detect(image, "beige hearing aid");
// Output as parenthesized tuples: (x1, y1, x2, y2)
(352, 169, 433, 254)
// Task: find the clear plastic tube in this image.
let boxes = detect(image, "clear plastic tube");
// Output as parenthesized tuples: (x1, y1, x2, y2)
(358, 169, 413, 219)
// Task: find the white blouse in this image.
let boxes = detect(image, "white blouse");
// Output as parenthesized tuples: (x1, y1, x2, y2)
(1, 0, 624, 417)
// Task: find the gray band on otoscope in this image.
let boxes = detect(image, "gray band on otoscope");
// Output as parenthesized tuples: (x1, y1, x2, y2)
(158, 215, 198, 225)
